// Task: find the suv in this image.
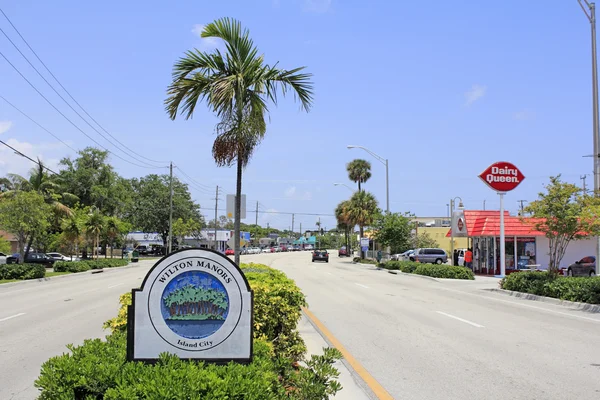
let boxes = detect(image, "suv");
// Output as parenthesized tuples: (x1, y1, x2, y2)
(414, 248, 447, 264)
(7, 252, 56, 266)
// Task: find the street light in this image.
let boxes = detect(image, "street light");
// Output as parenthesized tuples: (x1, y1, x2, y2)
(333, 182, 355, 193)
(578, 0, 600, 275)
(449, 197, 464, 266)
(346, 145, 389, 214)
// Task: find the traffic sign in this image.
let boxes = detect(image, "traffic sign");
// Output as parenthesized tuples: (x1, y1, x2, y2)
(478, 161, 525, 192)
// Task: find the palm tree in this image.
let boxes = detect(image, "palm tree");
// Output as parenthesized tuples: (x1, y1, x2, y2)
(85, 209, 104, 260)
(346, 159, 372, 192)
(345, 191, 379, 258)
(335, 200, 351, 252)
(61, 215, 82, 261)
(165, 18, 313, 265)
(104, 216, 124, 259)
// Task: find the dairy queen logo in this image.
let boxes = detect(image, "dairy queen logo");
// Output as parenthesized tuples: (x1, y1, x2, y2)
(127, 248, 253, 363)
(478, 161, 525, 192)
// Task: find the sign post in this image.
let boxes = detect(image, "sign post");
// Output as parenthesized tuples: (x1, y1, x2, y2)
(478, 161, 525, 277)
(127, 248, 252, 363)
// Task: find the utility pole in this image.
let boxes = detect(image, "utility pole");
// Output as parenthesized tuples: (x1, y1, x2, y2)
(581, 174, 589, 194)
(168, 162, 173, 255)
(291, 214, 295, 235)
(214, 186, 219, 251)
(518, 200, 528, 216)
(483, 200, 486, 210)
(578, 0, 600, 275)
(299, 223, 302, 238)
(255, 201, 259, 226)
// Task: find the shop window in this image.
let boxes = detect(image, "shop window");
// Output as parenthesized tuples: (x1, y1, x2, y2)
(517, 237, 536, 268)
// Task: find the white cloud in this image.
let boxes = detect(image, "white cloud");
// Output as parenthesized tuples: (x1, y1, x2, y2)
(0, 121, 12, 135)
(513, 110, 535, 121)
(284, 186, 297, 197)
(0, 135, 66, 177)
(303, 0, 332, 13)
(464, 84, 486, 106)
(191, 24, 220, 50)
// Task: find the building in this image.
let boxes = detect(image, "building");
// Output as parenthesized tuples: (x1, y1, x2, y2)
(0, 230, 18, 253)
(416, 226, 468, 255)
(127, 229, 250, 253)
(445, 210, 596, 274)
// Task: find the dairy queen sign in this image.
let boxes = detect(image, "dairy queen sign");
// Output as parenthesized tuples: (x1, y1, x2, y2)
(478, 161, 525, 278)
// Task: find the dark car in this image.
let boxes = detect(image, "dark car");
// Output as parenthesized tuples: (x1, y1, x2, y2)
(312, 250, 329, 263)
(566, 256, 596, 277)
(6, 252, 56, 266)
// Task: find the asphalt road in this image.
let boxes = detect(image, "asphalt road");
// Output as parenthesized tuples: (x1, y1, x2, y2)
(2, 252, 600, 400)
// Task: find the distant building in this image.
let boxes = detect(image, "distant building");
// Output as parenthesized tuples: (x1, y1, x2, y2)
(0, 230, 18, 253)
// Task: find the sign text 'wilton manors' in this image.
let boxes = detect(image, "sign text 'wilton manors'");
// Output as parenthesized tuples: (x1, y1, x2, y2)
(478, 161, 525, 192)
(127, 248, 252, 363)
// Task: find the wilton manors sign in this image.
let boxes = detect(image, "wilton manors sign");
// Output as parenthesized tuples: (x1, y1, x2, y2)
(127, 248, 253, 363)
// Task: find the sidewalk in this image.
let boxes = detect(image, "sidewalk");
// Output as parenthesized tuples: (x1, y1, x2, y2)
(298, 315, 374, 400)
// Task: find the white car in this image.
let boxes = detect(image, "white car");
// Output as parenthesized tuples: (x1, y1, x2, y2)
(0, 252, 7, 265)
(261, 247, 272, 254)
(251, 247, 261, 254)
(47, 252, 70, 261)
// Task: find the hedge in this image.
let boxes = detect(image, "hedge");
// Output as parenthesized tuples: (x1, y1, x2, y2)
(0, 263, 46, 280)
(379, 260, 474, 280)
(54, 259, 128, 273)
(501, 272, 600, 304)
(38, 262, 342, 399)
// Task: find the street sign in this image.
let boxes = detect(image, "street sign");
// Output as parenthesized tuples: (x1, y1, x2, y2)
(478, 161, 525, 192)
(361, 246, 369, 252)
(227, 237, 235, 249)
(226, 194, 247, 219)
(452, 209, 468, 237)
(127, 248, 252, 363)
(360, 237, 369, 247)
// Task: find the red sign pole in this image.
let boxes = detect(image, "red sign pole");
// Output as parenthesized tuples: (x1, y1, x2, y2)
(479, 162, 525, 277)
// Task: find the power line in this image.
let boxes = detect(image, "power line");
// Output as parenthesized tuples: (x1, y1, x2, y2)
(0, 139, 58, 174)
(0, 7, 169, 166)
(0, 48, 162, 170)
(175, 166, 215, 191)
(173, 172, 213, 195)
(0, 94, 78, 153)
(198, 206, 333, 217)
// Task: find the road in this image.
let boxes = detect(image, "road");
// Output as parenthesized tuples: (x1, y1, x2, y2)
(2, 253, 600, 399)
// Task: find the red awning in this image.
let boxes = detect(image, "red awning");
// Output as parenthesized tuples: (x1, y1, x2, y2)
(445, 210, 544, 237)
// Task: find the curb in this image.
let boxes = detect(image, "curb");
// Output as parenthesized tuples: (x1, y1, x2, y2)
(377, 268, 439, 282)
(0, 262, 147, 288)
(484, 288, 600, 313)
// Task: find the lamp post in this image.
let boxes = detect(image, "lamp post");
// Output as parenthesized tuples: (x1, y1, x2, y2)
(347, 145, 390, 257)
(333, 182, 355, 193)
(578, 0, 600, 275)
(449, 197, 464, 266)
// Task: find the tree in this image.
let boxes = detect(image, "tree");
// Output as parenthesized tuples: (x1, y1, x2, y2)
(335, 201, 352, 251)
(413, 232, 439, 249)
(165, 18, 313, 265)
(373, 212, 414, 254)
(126, 174, 202, 247)
(0, 235, 11, 254)
(524, 175, 600, 272)
(346, 159, 372, 192)
(61, 211, 84, 260)
(0, 191, 51, 263)
(85, 209, 105, 260)
(104, 216, 130, 258)
(344, 191, 379, 258)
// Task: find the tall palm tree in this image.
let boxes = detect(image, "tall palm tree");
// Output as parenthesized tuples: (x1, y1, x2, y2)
(85, 210, 104, 260)
(165, 18, 313, 264)
(104, 216, 124, 258)
(335, 200, 351, 252)
(345, 191, 379, 258)
(61, 215, 82, 260)
(346, 159, 372, 192)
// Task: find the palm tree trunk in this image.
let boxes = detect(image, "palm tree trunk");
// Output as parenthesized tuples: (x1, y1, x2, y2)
(234, 155, 242, 265)
(359, 225, 364, 259)
(358, 181, 361, 192)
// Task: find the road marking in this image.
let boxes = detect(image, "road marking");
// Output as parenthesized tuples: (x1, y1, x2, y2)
(326, 272, 333, 276)
(0, 313, 25, 322)
(302, 307, 394, 400)
(440, 287, 600, 324)
(355, 283, 369, 289)
(436, 311, 484, 328)
(108, 283, 124, 289)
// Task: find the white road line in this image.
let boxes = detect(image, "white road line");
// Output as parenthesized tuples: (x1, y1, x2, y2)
(108, 283, 124, 289)
(436, 311, 484, 328)
(355, 283, 370, 289)
(0, 313, 25, 322)
(326, 272, 333, 276)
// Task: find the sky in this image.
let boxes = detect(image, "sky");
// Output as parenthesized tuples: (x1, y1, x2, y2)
(0, 0, 596, 231)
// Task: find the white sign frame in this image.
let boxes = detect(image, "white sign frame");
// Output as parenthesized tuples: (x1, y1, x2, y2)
(127, 248, 253, 364)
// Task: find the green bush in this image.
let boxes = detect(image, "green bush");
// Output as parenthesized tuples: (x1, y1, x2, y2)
(413, 264, 475, 280)
(501, 272, 600, 304)
(0, 263, 46, 280)
(54, 259, 128, 273)
(380, 261, 401, 270)
(398, 261, 420, 274)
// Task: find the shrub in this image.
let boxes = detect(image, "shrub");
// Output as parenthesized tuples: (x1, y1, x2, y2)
(85, 259, 128, 269)
(413, 264, 475, 280)
(0, 263, 46, 280)
(398, 261, 420, 274)
(501, 272, 600, 304)
(54, 259, 128, 273)
(380, 261, 401, 270)
(103, 292, 132, 333)
(352, 257, 360, 263)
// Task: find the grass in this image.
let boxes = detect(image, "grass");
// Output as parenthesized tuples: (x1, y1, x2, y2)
(0, 270, 72, 284)
(46, 271, 71, 278)
(0, 279, 19, 284)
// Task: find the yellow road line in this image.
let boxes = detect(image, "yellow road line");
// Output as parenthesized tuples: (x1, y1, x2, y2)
(301, 306, 394, 400)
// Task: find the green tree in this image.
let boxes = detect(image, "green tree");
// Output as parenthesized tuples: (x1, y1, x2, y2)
(0, 191, 51, 263)
(85, 209, 105, 260)
(344, 191, 379, 258)
(346, 159, 371, 192)
(524, 175, 600, 272)
(126, 174, 202, 247)
(413, 232, 439, 249)
(61, 211, 85, 260)
(103, 216, 130, 258)
(373, 212, 414, 254)
(165, 18, 313, 264)
(335, 201, 352, 251)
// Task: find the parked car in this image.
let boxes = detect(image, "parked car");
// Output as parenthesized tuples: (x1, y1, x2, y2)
(456, 248, 467, 266)
(261, 247, 271, 254)
(225, 248, 234, 256)
(135, 245, 149, 255)
(391, 250, 413, 261)
(566, 256, 596, 277)
(0, 252, 7, 265)
(6, 252, 56, 266)
(413, 248, 448, 264)
(312, 250, 329, 263)
(305, 245, 314, 251)
(339, 246, 349, 257)
(46, 252, 70, 262)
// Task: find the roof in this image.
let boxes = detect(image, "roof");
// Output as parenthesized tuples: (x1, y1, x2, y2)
(445, 210, 545, 237)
